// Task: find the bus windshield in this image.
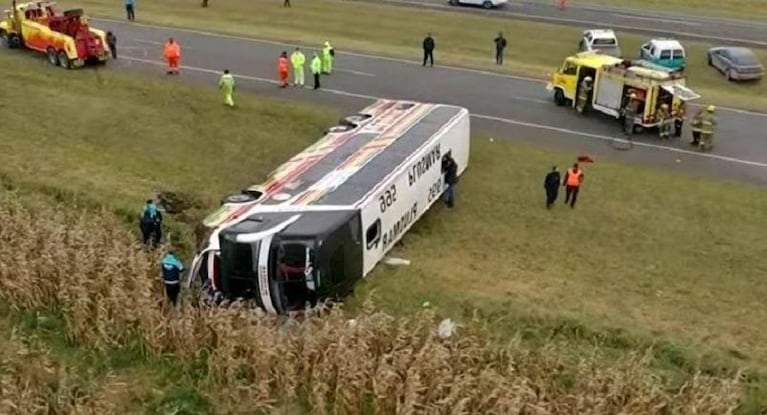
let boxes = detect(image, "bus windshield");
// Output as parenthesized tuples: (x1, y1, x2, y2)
(219, 237, 260, 299)
(270, 239, 317, 312)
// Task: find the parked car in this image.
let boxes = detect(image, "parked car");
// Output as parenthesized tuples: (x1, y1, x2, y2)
(640, 39, 686, 70)
(448, 0, 507, 9)
(707, 46, 764, 81)
(578, 29, 622, 58)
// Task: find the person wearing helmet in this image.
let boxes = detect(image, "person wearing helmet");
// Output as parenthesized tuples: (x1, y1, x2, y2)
(623, 92, 640, 135)
(657, 103, 672, 140)
(698, 105, 717, 151)
(575, 76, 593, 114)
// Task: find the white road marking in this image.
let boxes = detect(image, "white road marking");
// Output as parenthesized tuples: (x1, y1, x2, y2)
(131, 38, 195, 49)
(335, 68, 376, 77)
(612, 13, 701, 26)
(94, 17, 767, 118)
(118, 55, 767, 169)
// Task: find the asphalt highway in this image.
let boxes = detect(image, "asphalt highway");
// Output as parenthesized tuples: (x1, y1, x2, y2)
(363, 0, 767, 47)
(96, 18, 767, 185)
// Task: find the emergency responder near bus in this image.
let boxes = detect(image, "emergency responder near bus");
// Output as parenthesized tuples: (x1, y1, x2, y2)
(218, 69, 235, 107)
(140, 199, 163, 247)
(657, 103, 672, 140)
(563, 163, 584, 208)
(698, 105, 717, 151)
(106, 31, 117, 59)
(290, 47, 306, 87)
(311, 51, 322, 90)
(623, 93, 639, 135)
(690, 107, 704, 146)
(164, 37, 181, 75)
(575, 76, 592, 114)
(161, 249, 184, 307)
(322, 41, 334, 74)
(278, 51, 289, 88)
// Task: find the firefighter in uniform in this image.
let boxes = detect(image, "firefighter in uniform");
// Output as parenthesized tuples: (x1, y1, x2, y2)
(698, 105, 717, 151)
(690, 107, 704, 146)
(623, 93, 639, 135)
(672, 101, 686, 137)
(657, 103, 672, 140)
(575, 76, 592, 114)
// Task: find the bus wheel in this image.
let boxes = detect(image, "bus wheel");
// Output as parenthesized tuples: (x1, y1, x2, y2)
(58, 51, 72, 69)
(633, 125, 644, 134)
(553, 89, 566, 106)
(220, 193, 257, 205)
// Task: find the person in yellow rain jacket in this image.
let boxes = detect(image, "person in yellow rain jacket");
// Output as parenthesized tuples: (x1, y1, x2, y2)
(218, 69, 235, 107)
(164, 37, 181, 75)
(698, 105, 717, 151)
(290, 47, 306, 87)
(322, 41, 334, 74)
(311, 52, 322, 90)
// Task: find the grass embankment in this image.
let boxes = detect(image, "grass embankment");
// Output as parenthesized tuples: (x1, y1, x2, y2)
(0, 52, 766, 411)
(572, 0, 767, 21)
(72, 0, 767, 111)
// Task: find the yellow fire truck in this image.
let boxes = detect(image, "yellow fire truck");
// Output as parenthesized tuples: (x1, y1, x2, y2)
(546, 51, 701, 134)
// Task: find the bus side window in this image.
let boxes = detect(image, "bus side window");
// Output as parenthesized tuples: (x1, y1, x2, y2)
(365, 219, 381, 250)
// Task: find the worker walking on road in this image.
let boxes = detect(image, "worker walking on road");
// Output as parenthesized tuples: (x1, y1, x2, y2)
(698, 105, 717, 151)
(422, 33, 435, 67)
(563, 163, 584, 208)
(106, 31, 117, 59)
(623, 93, 639, 135)
(164, 38, 181, 75)
(278, 51, 290, 88)
(290, 47, 306, 87)
(124, 0, 135, 21)
(493, 32, 507, 65)
(218, 69, 235, 107)
(311, 51, 322, 90)
(544, 166, 561, 209)
(140, 199, 163, 247)
(161, 250, 184, 307)
(321, 41, 334, 74)
(575, 76, 592, 114)
(657, 103, 672, 140)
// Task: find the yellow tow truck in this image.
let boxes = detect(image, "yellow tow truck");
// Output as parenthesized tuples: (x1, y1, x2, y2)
(546, 51, 701, 135)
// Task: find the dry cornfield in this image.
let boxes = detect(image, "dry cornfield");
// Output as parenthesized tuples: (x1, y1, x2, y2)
(0, 192, 747, 414)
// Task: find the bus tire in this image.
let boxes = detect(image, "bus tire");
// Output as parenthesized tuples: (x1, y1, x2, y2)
(633, 125, 644, 134)
(553, 89, 566, 106)
(482, 0, 493, 8)
(58, 50, 71, 69)
(221, 193, 257, 205)
(325, 125, 353, 134)
(340, 113, 371, 127)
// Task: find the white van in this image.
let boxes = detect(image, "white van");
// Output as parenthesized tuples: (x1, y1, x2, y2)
(578, 29, 622, 58)
(639, 39, 686, 70)
(188, 99, 471, 314)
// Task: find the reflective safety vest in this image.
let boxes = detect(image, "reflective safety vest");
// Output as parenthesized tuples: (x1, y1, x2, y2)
(164, 42, 180, 59)
(566, 168, 583, 187)
(278, 56, 289, 73)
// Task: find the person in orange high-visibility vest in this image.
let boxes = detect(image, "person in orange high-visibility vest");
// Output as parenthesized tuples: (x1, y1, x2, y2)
(562, 162, 584, 208)
(164, 37, 181, 75)
(278, 51, 289, 88)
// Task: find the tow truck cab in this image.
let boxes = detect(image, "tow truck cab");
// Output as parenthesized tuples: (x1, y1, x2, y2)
(211, 210, 363, 314)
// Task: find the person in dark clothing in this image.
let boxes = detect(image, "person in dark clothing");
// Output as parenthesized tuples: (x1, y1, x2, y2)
(140, 199, 163, 247)
(161, 250, 184, 307)
(422, 33, 435, 67)
(543, 166, 560, 209)
(106, 31, 117, 59)
(562, 163, 584, 208)
(201, 0, 208, 7)
(442, 153, 458, 208)
(124, 0, 135, 21)
(284, 0, 290, 7)
(493, 32, 507, 65)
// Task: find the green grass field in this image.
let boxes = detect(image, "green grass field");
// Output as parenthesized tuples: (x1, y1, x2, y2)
(1, 48, 766, 412)
(573, 0, 767, 21)
(68, 0, 767, 112)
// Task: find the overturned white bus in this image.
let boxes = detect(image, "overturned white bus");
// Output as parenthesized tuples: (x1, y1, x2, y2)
(188, 100, 471, 314)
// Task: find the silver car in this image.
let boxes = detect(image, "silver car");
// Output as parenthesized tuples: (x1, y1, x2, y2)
(707, 46, 764, 81)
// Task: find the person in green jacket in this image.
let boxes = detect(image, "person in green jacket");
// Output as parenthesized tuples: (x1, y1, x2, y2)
(322, 41, 334, 74)
(311, 52, 322, 90)
(218, 69, 235, 107)
(290, 47, 306, 87)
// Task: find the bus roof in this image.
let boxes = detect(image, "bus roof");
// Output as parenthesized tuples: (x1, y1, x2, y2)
(568, 52, 624, 68)
(204, 100, 467, 229)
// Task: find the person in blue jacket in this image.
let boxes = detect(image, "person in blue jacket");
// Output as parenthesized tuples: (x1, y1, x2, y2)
(161, 250, 184, 306)
(140, 199, 163, 247)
